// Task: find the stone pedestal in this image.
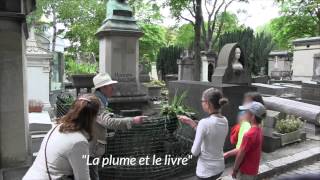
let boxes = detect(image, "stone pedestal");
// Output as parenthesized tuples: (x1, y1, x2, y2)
(96, 3, 148, 112)
(201, 51, 216, 82)
(0, 0, 36, 170)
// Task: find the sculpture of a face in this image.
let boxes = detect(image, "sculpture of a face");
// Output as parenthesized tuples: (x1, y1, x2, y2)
(235, 48, 241, 60)
(232, 47, 244, 73)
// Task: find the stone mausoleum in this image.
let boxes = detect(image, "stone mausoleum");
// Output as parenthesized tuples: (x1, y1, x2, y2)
(292, 37, 320, 81)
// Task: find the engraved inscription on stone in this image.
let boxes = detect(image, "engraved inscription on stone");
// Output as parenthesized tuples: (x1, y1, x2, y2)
(114, 72, 135, 82)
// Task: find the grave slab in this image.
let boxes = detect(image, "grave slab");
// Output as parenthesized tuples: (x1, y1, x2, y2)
(252, 83, 289, 96)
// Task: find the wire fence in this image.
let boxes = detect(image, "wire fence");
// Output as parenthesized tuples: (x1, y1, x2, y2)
(101, 116, 196, 180)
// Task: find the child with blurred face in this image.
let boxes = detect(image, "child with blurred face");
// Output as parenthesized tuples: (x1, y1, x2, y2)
(224, 92, 264, 159)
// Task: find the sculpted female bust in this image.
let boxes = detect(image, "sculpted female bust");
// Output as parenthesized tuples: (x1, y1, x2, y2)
(232, 48, 244, 74)
(106, 0, 132, 19)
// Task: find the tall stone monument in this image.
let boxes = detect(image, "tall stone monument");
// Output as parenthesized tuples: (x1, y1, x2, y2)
(96, 0, 147, 111)
(0, 0, 35, 177)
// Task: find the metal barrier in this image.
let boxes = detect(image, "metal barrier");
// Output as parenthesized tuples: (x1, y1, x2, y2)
(101, 116, 196, 180)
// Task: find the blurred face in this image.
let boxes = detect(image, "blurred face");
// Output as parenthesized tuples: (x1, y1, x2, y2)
(201, 98, 210, 114)
(100, 85, 113, 98)
(237, 111, 246, 123)
(243, 111, 255, 124)
(243, 96, 253, 105)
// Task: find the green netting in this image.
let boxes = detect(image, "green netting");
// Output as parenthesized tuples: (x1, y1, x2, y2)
(101, 116, 196, 180)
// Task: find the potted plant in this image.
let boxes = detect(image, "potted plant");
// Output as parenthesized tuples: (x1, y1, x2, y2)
(273, 115, 304, 146)
(29, 100, 44, 113)
(144, 80, 165, 100)
(66, 59, 97, 89)
(160, 91, 194, 134)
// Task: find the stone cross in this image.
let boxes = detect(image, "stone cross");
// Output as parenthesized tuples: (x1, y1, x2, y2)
(211, 43, 251, 85)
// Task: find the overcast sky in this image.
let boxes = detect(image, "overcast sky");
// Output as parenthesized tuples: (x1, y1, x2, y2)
(160, 0, 280, 30)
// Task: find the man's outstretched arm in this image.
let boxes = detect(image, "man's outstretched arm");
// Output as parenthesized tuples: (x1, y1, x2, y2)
(97, 112, 145, 130)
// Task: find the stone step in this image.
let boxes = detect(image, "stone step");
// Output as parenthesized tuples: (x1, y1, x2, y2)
(221, 147, 320, 179)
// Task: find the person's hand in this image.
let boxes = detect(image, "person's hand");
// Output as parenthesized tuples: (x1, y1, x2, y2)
(178, 115, 197, 129)
(232, 169, 238, 179)
(132, 116, 147, 125)
(223, 152, 229, 159)
(177, 115, 193, 124)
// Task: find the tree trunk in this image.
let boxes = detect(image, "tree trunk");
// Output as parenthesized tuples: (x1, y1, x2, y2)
(193, 0, 202, 81)
(52, 11, 57, 52)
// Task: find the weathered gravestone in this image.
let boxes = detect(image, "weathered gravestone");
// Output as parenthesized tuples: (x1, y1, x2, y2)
(96, 0, 148, 112)
(169, 43, 256, 151)
(177, 50, 194, 81)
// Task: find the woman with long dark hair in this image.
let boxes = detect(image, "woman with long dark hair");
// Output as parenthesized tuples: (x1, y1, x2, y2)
(23, 94, 100, 180)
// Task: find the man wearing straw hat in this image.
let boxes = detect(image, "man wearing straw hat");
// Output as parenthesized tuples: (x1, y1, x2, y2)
(90, 72, 146, 180)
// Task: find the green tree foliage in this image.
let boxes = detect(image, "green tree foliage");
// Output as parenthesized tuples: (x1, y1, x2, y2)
(278, 0, 320, 35)
(219, 28, 274, 75)
(174, 12, 239, 50)
(58, 0, 105, 54)
(28, 0, 165, 68)
(265, 0, 320, 49)
(139, 23, 166, 63)
(175, 24, 195, 49)
(268, 16, 318, 49)
(251, 32, 275, 75)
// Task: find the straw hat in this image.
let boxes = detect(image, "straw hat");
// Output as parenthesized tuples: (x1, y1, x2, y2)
(93, 73, 118, 89)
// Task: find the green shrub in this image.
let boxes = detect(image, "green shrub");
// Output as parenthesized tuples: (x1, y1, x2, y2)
(66, 59, 97, 75)
(161, 91, 193, 118)
(275, 115, 303, 134)
(148, 80, 165, 87)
